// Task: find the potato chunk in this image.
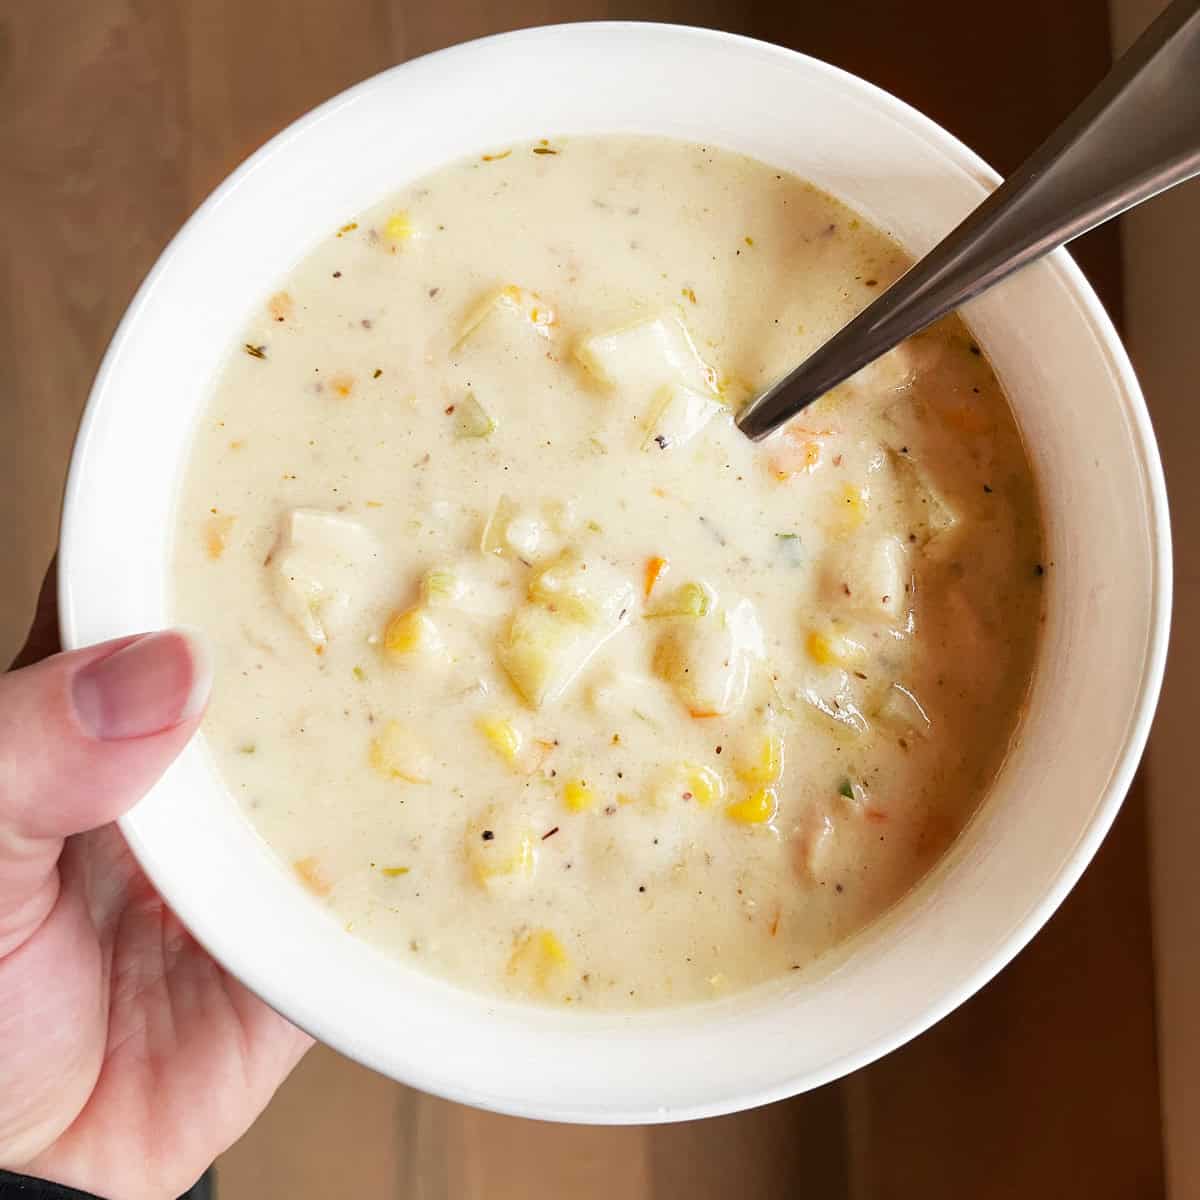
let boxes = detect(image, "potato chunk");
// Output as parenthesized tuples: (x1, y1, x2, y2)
(456, 284, 556, 347)
(528, 551, 635, 626)
(821, 534, 908, 624)
(498, 581, 631, 710)
(271, 509, 379, 646)
(465, 805, 539, 890)
(653, 597, 763, 718)
(642, 382, 724, 450)
(575, 314, 718, 398)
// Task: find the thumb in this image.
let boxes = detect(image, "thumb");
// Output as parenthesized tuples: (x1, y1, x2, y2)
(0, 629, 210, 954)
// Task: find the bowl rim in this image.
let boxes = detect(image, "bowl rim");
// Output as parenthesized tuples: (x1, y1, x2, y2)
(58, 21, 1172, 1122)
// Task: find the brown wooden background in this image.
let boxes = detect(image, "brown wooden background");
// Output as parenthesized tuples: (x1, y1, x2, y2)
(0, 2, 1164, 1196)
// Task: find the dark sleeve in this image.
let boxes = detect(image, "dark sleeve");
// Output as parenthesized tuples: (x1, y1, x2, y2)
(0, 1169, 211, 1200)
(0, 1172, 106, 1200)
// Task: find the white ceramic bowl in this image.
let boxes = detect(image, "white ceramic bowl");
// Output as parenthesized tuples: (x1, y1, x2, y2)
(60, 23, 1170, 1122)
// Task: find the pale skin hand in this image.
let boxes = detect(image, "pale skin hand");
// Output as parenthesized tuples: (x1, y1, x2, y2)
(0, 567, 311, 1199)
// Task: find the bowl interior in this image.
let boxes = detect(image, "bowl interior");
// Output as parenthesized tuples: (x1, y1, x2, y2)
(60, 23, 1169, 1122)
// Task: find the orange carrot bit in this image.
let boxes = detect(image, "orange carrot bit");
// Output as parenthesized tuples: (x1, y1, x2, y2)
(689, 709, 722, 720)
(644, 556, 668, 599)
(769, 436, 823, 480)
(268, 290, 294, 322)
(864, 808, 889, 823)
(768, 904, 782, 937)
(294, 857, 332, 896)
(329, 372, 355, 399)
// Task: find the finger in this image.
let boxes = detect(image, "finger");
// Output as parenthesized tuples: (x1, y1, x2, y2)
(0, 629, 211, 954)
(10, 558, 60, 671)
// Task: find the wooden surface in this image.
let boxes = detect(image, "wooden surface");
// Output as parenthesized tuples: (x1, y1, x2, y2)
(0, 1, 1165, 1196)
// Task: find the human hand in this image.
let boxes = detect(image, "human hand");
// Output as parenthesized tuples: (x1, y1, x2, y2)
(0, 565, 311, 1199)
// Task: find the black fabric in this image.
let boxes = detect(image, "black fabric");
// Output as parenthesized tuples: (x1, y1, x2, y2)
(0, 1168, 213, 1200)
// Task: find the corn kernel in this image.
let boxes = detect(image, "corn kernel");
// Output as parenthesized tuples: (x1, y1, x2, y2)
(384, 211, 413, 242)
(477, 715, 523, 766)
(734, 731, 784, 785)
(806, 629, 866, 668)
(833, 482, 869, 532)
(726, 787, 778, 825)
(563, 778, 595, 812)
(369, 720, 433, 783)
(682, 763, 725, 806)
(507, 928, 570, 990)
(383, 607, 443, 658)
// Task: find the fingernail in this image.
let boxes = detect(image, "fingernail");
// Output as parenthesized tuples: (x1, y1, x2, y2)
(72, 627, 212, 741)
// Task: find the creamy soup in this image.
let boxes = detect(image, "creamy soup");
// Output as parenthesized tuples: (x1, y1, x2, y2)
(174, 136, 1043, 1010)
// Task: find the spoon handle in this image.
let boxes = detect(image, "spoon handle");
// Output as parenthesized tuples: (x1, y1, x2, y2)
(737, 0, 1200, 442)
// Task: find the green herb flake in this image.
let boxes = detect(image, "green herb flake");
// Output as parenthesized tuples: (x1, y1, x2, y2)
(238, 743, 257, 755)
(379, 866, 410, 877)
(352, 665, 366, 682)
(838, 778, 855, 799)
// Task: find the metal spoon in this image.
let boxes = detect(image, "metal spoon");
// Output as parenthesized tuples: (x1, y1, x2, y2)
(736, 0, 1200, 442)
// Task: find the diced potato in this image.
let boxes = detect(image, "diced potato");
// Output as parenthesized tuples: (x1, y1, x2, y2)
(726, 787, 778, 825)
(645, 580, 715, 619)
(642, 382, 724, 450)
(495, 605, 587, 709)
(874, 682, 932, 737)
(575, 314, 718, 398)
(480, 495, 553, 562)
(562, 778, 595, 812)
(797, 677, 871, 738)
(821, 535, 909, 624)
(793, 809, 836, 880)
(888, 451, 959, 548)
(382, 607, 444, 660)
(500, 560, 633, 708)
(369, 720, 433, 784)
(465, 805, 538, 889)
(654, 597, 763, 718)
(506, 929, 570, 991)
(805, 628, 868, 668)
(845, 343, 917, 396)
(455, 393, 498, 438)
(733, 729, 784, 786)
(457, 285, 556, 346)
(528, 551, 635, 626)
(271, 509, 380, 646)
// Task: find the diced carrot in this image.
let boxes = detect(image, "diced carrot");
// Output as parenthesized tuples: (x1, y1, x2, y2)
(204, 513, 235, 559)
(689, 709, 722, 720)
(643, 555, 668, 599)
(268, 291, 294, 322)
(329, 372, 354, 399)
(294, 857, 332, 896)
